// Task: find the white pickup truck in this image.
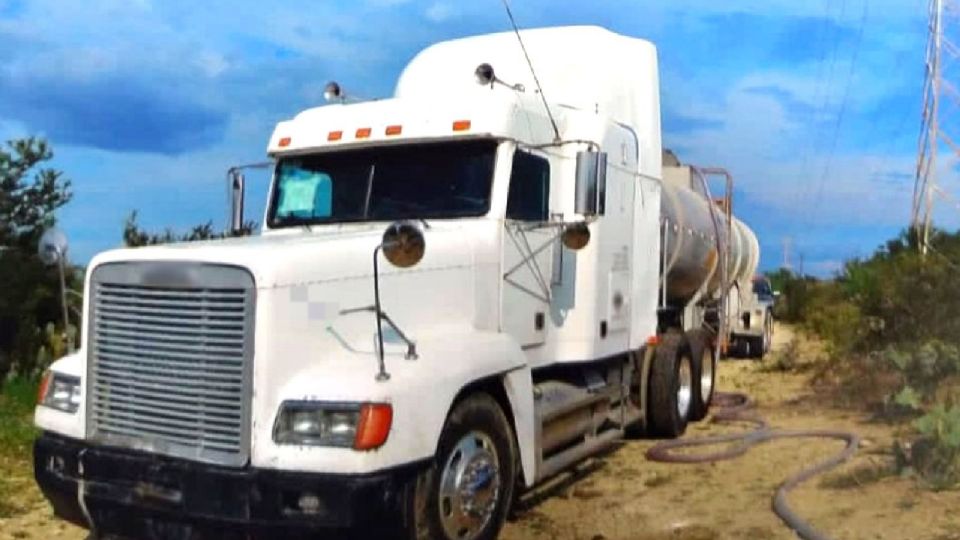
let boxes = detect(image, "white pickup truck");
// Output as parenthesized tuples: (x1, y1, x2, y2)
(34, 26, 759, 540)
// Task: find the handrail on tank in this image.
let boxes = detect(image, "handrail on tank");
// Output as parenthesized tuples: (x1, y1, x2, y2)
(689, 166, 735, 353)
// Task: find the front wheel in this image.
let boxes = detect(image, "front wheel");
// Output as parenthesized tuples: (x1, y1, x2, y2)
(406, 393, 517, 540)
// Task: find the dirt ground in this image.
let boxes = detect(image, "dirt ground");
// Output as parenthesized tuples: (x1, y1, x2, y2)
(4, 325, 960, 539)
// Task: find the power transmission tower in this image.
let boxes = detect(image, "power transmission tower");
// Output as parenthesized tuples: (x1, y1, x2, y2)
(914, 0, 960, 254)
(782, 237, 793, 272)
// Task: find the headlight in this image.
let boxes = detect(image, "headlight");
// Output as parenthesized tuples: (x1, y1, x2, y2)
(273, 402, 392, 450)
(38, 371, 81, 414)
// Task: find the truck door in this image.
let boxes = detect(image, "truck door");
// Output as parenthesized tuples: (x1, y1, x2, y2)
(600, 163, 636, 347)
(501, 150, 553, 348)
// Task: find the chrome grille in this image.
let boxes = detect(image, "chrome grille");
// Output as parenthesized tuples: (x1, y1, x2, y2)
(88, 262, 254, 466)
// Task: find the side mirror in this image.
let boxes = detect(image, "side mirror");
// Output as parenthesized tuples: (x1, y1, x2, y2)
(382, 221, 425, 268)
(561, 222, 591, 251)
(229, 170, 245, 235)
(575, 151, 607, 217)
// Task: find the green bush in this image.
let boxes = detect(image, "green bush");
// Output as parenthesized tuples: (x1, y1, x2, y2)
(804, 294, 864, 356)
(903, 405, 960, 490)
(885, 342, 960, 401)
(784, 228, 960, 490)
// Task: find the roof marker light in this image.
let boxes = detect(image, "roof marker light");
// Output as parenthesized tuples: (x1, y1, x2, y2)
(452, 120, 472, 132)
(356, 127, 372, 139)
(278, 137, 292, 147)
(385, 125, 402, 136)
(328, 131, 343, 142)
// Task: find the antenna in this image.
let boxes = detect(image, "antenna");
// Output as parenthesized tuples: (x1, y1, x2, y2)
(500, 0, 561, 142)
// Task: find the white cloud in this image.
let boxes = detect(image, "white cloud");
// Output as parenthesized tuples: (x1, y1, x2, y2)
(425, 2, 455, 23)
(196, 52, 230, 78)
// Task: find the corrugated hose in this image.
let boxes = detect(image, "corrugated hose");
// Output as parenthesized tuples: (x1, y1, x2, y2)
(645, 392, 861, 540)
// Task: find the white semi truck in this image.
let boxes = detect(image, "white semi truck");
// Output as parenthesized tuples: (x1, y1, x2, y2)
(33, 27, 760, 540)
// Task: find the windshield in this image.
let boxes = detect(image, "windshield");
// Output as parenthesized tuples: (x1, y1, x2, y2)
(268, 140, 497, 227)
(752, 278, 772, 298)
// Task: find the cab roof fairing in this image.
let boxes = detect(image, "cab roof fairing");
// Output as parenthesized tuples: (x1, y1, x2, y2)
(266, 92, 561, 156)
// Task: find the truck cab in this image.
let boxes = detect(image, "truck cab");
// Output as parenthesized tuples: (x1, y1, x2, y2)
(33, 27, 757, 540)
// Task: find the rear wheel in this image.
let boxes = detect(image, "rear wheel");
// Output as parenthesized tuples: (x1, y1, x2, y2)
(763, 311, 774, 354)
(687, 329, 717, 421)
(647, 333, 692, 437)
(406, 393, 517, 540)
(749, 312, 773, 360)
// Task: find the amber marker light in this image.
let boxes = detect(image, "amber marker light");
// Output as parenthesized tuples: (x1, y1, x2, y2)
(385, 125, 403, 136)
(452, 120, 472, 132)
(356, 127, 372, 139)
(278, 137, 292, 147)
(328, 131, 343, 142)
(353, 403, 393, 450)
(37, 370, 52, 404)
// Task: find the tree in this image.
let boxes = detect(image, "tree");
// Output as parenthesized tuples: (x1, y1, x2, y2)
(0, 138, 75, 379)
(122, 211, 256, 247)
(0, 138, 72, 251)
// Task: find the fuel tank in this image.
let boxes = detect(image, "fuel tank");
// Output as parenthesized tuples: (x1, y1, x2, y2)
(660, 159, 759, 306)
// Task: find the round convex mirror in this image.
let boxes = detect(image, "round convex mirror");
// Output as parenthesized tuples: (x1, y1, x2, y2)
(38, 228, 69, 266)
(561, 222, 591, 251)
(382, 221, 426, 268)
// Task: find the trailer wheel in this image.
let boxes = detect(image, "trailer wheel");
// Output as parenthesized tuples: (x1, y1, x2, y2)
(687, 329, 717, 421)
(406, 393, 517, 540)
(647, 333, 692, 437)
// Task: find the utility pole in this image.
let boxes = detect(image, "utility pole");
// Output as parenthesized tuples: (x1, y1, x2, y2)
(914, 0, 960, 255)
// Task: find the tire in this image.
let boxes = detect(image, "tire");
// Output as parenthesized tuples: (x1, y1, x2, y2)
(687, 329, 717, 422)
(763, 311, 774, 354)
(647, 333, 693, 437)
(748, 313, 773, 360)
(405, 393, 517, 540)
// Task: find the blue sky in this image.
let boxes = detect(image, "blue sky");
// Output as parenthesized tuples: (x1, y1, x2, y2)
(0, 0, 937, 275)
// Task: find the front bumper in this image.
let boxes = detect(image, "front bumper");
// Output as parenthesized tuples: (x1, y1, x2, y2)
(34, 432, 422, 539)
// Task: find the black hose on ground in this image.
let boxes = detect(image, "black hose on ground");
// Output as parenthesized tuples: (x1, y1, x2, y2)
(645, 392, 860, 540)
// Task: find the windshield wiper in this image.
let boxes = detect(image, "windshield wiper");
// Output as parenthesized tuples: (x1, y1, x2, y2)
(362, 164, 376, 218)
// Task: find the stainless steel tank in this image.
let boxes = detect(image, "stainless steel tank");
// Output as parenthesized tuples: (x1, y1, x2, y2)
(660, 163, 759, 306)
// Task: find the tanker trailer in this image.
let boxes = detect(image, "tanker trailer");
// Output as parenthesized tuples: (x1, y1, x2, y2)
(660, 152, 764, 356)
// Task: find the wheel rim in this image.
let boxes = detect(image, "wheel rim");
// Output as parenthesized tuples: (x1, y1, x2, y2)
(677, 354, 693, 419)
(700, 347, 715, 404)
(438, 431, 501, 540)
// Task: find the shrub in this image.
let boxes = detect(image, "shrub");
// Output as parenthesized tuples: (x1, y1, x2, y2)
(899, 405, 960, 490)
(885, 341, 960, 401)
(784, 228, 960, 490)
